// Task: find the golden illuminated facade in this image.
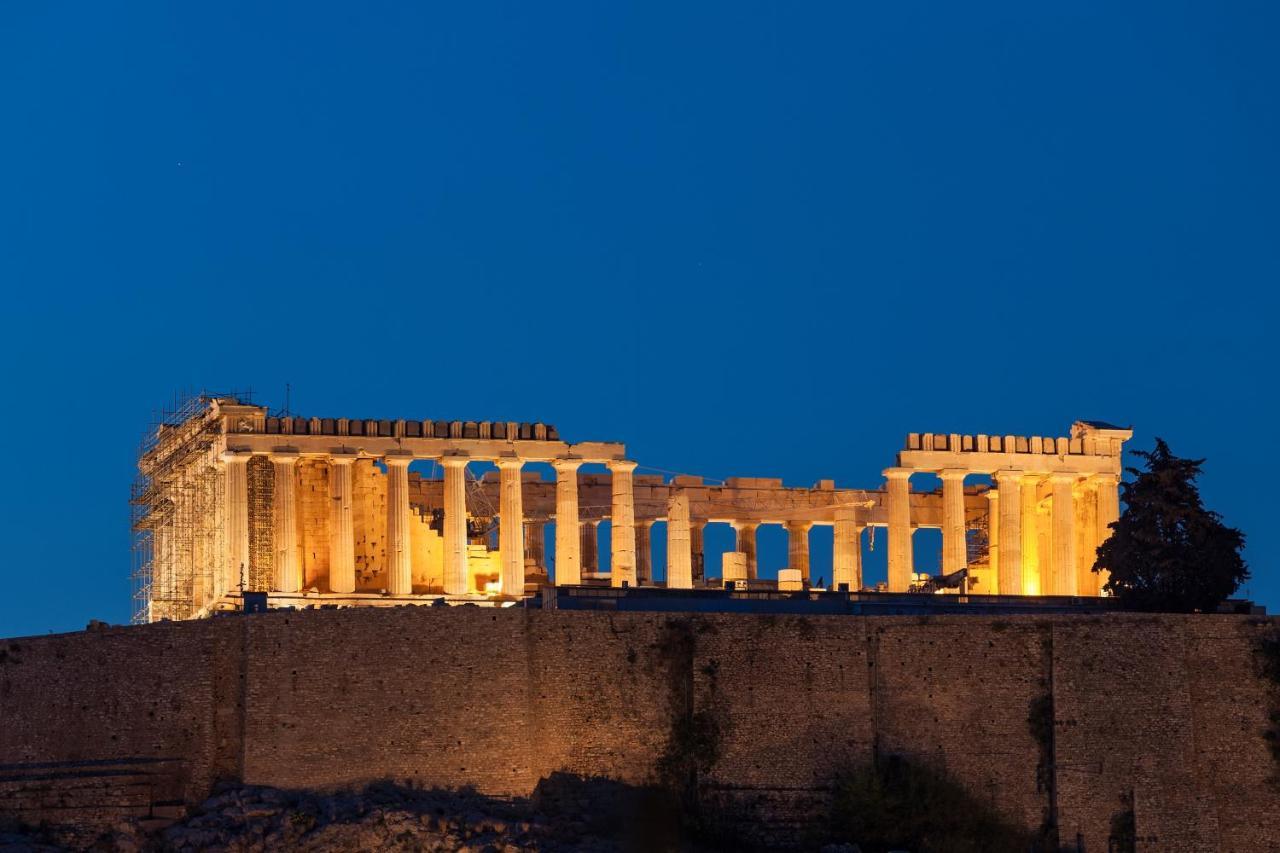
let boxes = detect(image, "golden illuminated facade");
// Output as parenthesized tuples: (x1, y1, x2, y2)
(131, 395, 1130, 623)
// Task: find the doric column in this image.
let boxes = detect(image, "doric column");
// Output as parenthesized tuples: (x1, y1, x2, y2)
(1092, 473, 1120, 594)
(221, 450, 251, 594)
(1074, 481, 1099, 596)
(1049, 474, 1078, 596)
(524, 521, 545, 571)
(832, 507, 861, 591)
(884, 468, 913, 592)
(607, 460, 638, 587)
(986, 489, 999, 589)
(1094, 473, 1121, 542)
(384, 453, 414, 595)
(441, 456, 470, 595)
(552, 459, 582, 585)
(497, 458, 525, 597)
(732, 521, 759, 579)
(270, 451, 301, 593)
(666, 492, 693, 589)
(580, 521, 598, 575)
(690, 521, 706, 584)
(994, 470, 1023, 595)
(1020, 475, 1043, 595)
(786, 520, 812, 580)
(940, 469, 968, 575)
(328, 453, 357, 594)
(636, 521, 653, 584)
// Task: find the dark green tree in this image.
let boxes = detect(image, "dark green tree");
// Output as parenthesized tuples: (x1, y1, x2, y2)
(1094, 438, 1247, 612)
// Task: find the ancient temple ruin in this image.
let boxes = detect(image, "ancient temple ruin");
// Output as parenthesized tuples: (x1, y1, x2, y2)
(131, 394, 1131, 623)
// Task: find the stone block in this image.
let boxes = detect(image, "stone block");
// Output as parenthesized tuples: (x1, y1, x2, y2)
(721, 551, 747, 581)
(777, 568, 803, 590)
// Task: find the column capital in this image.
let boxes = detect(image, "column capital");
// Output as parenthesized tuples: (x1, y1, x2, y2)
(1020, 472, 1044, 485)
(220, 449, 252, 464)
(1090, 472, 1119, 486)
(786, 519, 813, 532)
(384, 452, 414, 468)
(882, 467, 913, 481)
(552, 458, 583, 474)
(986, 489, 1000, 502)
(495, 457, 525, 471)
(440, 455, 469, 469)
(833, 505, 859, 523)
(607, 459, 638, 474)
(938, 468, 967, 482)
(1048, 472, 1078, 485)
(993, 468, 1024, 484)
(328, 451, 358, 466)
(269, 450, 300, 464)
(731, 519, 760, 530)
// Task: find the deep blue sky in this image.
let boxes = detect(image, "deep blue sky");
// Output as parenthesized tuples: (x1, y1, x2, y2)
(2, 3, 1276, 636)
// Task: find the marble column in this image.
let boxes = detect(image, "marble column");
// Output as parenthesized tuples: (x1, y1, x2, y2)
(1093, 473, 1120, 594)
(271, 451, 301, 593)
(524, 521, 545, 571)
(153, 521, 171, 619)
(497, 458, 525, 596)
(690, 521, 706, 584)
(384, 453, 414, 595)
(666, 493, 693, 589)
(1020, 475, 1043, 596)
(994, 470, 1023, 595)
(1075, 481, 1099, 596)
(580, 521, 598, 575)
(732, 521, 759, 580)
(442, 456, 470, 595)
(1036, 504, 1052, 594)
(607, 460, 637, 587)
(552, 459, 582, 585)
(1094, 473, 1121, 542)
(940, 469, 968, 575)
(1049, 474, 1078, 596)
(832, 507, 862, 591)
(636, 521, 653, 584)
(884, 468, 913, 592)
(328, 453, 357, 594)
(986, 489, 999, 589)
(221, 450, 251, 594)
(786, 520, 812, 580)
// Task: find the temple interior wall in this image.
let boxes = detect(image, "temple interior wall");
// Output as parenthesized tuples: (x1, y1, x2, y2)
(3, 610, 1276, 851)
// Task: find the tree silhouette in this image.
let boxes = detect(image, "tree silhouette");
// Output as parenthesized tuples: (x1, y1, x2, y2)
(1094, 438, 1247, 612)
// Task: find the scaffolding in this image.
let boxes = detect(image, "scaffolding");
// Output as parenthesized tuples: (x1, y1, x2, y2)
(130, 390, 252, 624)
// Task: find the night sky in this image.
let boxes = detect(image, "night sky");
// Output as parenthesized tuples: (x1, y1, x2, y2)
(2, 3, 1277, 636)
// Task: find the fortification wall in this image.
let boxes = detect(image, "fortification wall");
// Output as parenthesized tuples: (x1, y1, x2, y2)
(1, 609, 1276, 851)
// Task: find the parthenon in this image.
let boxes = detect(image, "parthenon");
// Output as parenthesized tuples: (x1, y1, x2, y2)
(131, 395, 1132, 623)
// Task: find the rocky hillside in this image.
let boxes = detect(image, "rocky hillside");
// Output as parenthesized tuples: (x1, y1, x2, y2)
(0, 775, 714, 852)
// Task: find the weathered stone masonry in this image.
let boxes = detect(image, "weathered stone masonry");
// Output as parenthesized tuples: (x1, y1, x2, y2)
(2, 609, 1277, 851)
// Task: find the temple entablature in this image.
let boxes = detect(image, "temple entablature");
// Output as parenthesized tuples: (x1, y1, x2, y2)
(896, 420, 1132, 475)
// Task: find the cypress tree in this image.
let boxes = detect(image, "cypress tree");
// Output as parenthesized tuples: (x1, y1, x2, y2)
(1094, 438, 1247, 612)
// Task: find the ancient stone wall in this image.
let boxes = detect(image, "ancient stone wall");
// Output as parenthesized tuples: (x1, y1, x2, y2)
(1, 611, 1276, 851)
(297, 459, 331, 589)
